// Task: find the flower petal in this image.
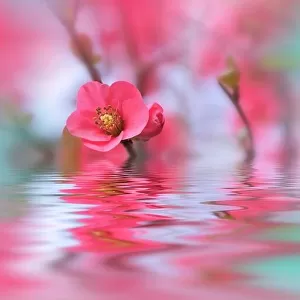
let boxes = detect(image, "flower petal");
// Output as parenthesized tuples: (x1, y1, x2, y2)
(121, 97, 149, 140)
(66, 111, 111, 141)
(82, 131, 124, 152)
(108, 81, 142, 110)
(77, 81, 109, 116)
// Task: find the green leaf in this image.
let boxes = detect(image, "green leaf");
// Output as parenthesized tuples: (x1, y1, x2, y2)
(218, 56, 240, 89)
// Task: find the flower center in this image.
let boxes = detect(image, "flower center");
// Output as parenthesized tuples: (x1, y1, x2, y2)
(94, 105, 124, 137)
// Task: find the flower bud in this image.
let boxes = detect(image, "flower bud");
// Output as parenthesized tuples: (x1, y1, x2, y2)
(137, 103, 165, 141)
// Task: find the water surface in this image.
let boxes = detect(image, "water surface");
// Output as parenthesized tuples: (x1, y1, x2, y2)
(1, 154, 299, 300)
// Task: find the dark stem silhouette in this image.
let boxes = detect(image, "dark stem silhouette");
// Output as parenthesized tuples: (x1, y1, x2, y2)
(218, 81, 255, 161)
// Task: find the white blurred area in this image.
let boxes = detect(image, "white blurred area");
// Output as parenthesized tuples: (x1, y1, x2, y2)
(26, 54, 85, 140)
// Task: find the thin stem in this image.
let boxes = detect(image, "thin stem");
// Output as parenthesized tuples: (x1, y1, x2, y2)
(218, 82, 255, 160)
(66, 26, 103, 83)
(121, 140, 137, 158)
(47, 1, 102, 83)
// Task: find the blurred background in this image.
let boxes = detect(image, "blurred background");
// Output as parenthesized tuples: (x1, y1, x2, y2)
(1, 0, 300, 299)
(2, 0, 300, 165)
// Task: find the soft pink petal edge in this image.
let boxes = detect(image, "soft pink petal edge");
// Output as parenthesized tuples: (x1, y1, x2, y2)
(121, 98, 149, 140)
(148, 102, 164, 112)
(66, 111, 111, 142)
(77, 81, 110, 113)
(82, 131, 124, 152)
(108, 81, 143, 111)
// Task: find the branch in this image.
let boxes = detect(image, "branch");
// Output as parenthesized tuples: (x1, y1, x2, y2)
(67, 27, 103, 83)
(218, 81, 255, 160)
(47, 0, 102, 83)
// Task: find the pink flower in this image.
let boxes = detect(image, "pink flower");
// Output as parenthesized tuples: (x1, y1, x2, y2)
(137, 103, 165, 141)
(66, 81, 149, 152)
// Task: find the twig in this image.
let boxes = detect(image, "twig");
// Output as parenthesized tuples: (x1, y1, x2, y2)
(46, 0, 102, 83)
(218, 81, 255, 160)
(66, 26, 103, 83)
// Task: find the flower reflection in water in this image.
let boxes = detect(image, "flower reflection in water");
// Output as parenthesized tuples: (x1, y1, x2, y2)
(3, 125, 297, 299)
(58, 148, 184, 274)
(54, 140, 300, 300)
(0, 221, 35, 292)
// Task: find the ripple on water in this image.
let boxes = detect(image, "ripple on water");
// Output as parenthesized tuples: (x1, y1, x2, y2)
(0, 158, 299, 299)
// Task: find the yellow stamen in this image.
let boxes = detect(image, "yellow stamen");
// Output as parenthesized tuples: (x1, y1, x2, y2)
(94, 105, 124, 136)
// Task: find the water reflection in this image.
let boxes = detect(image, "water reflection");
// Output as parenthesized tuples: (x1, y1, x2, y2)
(0, 152, 299, 299)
